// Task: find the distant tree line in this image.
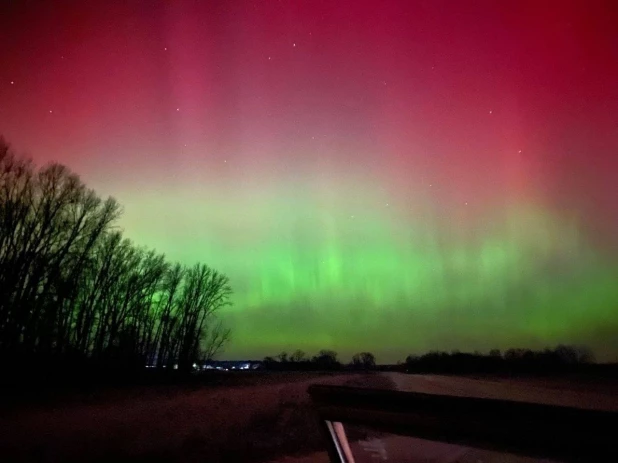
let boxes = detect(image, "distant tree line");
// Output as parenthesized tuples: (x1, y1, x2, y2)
(263, 349, 342, 371)
(262, 350, 377, 371)
(0, 138, 232, 375)
(404, 345, 596, 375)
(260, 346, 600, 374)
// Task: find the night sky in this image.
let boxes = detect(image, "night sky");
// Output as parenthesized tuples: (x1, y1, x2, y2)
(1, 0, 617, 362)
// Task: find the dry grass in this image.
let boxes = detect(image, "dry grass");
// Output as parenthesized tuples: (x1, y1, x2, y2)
(0, 372, 395, 463)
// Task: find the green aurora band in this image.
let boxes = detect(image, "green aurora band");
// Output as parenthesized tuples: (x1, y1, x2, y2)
(112, 179, 618, 362)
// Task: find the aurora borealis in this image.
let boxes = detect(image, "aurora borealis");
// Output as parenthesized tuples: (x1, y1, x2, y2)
(1, 1, 617, 362)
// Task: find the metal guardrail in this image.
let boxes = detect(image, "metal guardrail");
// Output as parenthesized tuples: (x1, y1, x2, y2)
(308, 384, 618, 462)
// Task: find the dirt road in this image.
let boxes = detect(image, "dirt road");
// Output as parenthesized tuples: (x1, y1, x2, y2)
(385, 372, 618, 411)
(271, 373, 618, 463)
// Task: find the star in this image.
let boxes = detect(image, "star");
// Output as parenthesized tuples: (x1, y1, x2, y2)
(164, 47, 168, 51)
(176, 108, 180, 111)
(518, 150, 522, 154)
(10, 81, 14, 85)
(489, 110, 493, 114)
(49, 110, 53, 113)
(268, 56, 271, 60)
(293, 43, 296, 47)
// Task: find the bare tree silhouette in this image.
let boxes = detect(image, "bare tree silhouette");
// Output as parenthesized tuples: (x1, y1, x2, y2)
(351, 352, 376, 369)
(0, 137, 232, 373)
(290, 349, 306, 362)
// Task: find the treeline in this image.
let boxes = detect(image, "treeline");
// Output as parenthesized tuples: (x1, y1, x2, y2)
(404, 345, 596, 375)
(260, 346, 600, 375)
(262, 350, 377, 371)
(263, 349, 342, 371)
(0, 138, 232, 375)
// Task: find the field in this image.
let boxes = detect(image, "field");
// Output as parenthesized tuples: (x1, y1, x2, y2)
(2, 371, 617, 463)
(0, 372, 395, 463)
